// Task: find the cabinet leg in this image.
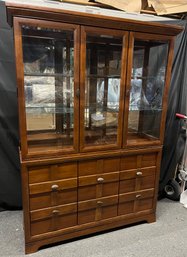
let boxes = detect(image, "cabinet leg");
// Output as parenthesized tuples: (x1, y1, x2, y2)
(25, 242, 41, 254)
(147, 214, 156, 223)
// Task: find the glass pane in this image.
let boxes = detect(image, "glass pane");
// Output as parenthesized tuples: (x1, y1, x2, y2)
(84, 34, 122, 146)
(128, 39, 168, 144)
(22, 25, 75, 153)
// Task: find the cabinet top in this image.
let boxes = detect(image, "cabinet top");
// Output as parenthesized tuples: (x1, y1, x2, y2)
(6, 0, 183, 36)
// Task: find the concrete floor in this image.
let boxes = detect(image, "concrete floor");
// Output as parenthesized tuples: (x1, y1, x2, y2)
(0, 198, 187, 257)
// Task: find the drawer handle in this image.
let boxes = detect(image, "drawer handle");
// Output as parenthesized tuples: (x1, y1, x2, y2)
(97, 201, 103, 206)
(136, 171, 143, 176)
(136, 194, 141, 199)
(97, 177, 104, 183)
(51, 184, 59, 191)
(52, 210, 60, 215)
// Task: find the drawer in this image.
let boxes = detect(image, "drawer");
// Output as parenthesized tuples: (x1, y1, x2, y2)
(30, 203, 77, 236)
(29, 162, 77, 184)
(78, 172, 119, 201)
(79, 157, 120, 176)
(118, 189, 154, 216)
(29, 178, 77, 195)
(78, 195, 118, 225)
(119, 167, 156, 193)
(29, 178, 77, 210)
(121, 153, 157, 171)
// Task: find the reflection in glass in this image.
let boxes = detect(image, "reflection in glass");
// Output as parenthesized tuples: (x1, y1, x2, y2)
(84, 34, 122, 146)
(128, 39, 168, 143)
(22, 26, 75, 153)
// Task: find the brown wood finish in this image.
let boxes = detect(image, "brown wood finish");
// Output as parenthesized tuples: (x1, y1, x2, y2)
(13, 18, 28, 156)
(8, 3, 183, 253)
(6, 2, 183, 36)
(124, 32, 174, 147)
(25, 212, 155, 254)
(159, 38, 175, 144)
(78, 195, 118, 224)
(79, 26, 129, 152)
(14, 17, 80, 159)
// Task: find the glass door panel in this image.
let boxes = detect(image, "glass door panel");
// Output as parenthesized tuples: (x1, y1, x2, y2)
(81, 27, 127, 150)
(127, 36, 169, 145)
(21, 23, 79, 154)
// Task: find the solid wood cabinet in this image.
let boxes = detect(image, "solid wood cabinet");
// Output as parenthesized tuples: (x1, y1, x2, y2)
(6, 1, 182, 254)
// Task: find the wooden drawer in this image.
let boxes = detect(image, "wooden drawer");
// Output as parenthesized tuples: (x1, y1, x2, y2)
(118, 189, 154, 216)
(29, 178, 77, 210)
(79, 157, 120, 176)
(29, 162, 77, 184)
(30, 203, 77, 236)
(121, 153, 157, 170)
(78, 172, 119, 201)
(78, 195, 118, 225)
(119, 167, 156, 194)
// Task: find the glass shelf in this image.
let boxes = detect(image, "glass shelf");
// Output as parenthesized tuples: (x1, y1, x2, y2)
(24, 73, 74, 77)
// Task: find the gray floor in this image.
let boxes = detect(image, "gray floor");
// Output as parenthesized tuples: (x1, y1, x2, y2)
(1, 199, 187, 257)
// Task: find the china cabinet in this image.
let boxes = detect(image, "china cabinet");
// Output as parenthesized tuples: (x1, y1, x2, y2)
(6, 1, 182, 253)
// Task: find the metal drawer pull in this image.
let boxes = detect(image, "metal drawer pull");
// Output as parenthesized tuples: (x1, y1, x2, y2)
(136, 194, 141, 199)
(51, 184, 59, 191)
(97, 201, 103, 206)
(97, 177, 104, 183)
(52, 210, 60, 215)
(136, 171, 143, 176)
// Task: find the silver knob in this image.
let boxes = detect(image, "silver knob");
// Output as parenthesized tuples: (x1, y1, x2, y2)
(136, 171, 143, 176)
(97, 201, 103, 206)
(52, 210, 60, 215)
(51, 184, 59, 191)
(97, 177, 104, 183)
(136, 194, 141, 199)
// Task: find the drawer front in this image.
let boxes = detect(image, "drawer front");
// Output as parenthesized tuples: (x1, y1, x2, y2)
(121, 153, 157, 171)
(29, 178, 77, 210)
(29, 178, 77, 195)
(30, 188, 77, 211)
(119, 167, 156, 194)
(78, 172, 119, 201)
(78, 195, 118, 225)
(118, 189, 154, 216)
(30, 203, 77, 236)
(29, 162, 77, 184)
(79, 157, 120, 176)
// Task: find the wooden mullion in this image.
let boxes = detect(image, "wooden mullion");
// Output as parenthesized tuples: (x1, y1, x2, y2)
(66, 34, 71, 138)
(55, 40, 64, 135)
(89, 44, 98, 128)
(102, 44, 110, 138)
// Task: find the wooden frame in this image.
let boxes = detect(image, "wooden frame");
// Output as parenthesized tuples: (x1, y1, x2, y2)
(80, 26, 129, 152)
(13, 17, 80, 159)
(123, 32, 174, 148)
(7, 1, 183, 254)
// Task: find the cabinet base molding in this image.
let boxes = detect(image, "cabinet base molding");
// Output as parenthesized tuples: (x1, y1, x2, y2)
(25, 213, 155, 254)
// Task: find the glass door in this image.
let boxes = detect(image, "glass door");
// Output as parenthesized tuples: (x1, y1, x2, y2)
(124, 32, 173, 147)
(80, 26, 128, 152)
(14, 18, 80, 158)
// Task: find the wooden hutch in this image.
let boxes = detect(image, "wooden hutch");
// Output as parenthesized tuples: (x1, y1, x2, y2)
(6, 0, 182, 253)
